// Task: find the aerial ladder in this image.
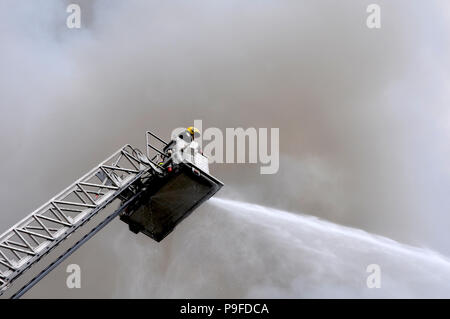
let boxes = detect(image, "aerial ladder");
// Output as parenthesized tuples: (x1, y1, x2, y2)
(0, 130, 223, 298)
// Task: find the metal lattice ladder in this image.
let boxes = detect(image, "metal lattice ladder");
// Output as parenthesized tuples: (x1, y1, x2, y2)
(0, 144, 151, 296)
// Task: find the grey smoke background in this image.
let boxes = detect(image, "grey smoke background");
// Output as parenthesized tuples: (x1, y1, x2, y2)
(0, 0, 449, 297)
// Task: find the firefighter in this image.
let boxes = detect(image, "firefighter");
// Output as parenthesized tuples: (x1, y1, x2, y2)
(176, 126, 201, 158)
(178, 126, 201, 142)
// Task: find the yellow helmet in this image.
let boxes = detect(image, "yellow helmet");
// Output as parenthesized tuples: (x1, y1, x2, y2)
(186, 126, 201, 138)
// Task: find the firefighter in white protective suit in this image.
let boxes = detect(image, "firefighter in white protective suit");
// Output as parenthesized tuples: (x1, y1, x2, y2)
(159, 126, 201, 166)
(178, 126, 201, 158)
(178, 126, 200, 145)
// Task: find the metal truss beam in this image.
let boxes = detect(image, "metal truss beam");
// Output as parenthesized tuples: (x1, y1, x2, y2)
(0, 144, 150, 295)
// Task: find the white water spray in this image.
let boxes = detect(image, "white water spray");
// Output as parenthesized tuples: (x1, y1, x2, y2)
(210, 197, 450, 263)
(207, 197, 450, 298)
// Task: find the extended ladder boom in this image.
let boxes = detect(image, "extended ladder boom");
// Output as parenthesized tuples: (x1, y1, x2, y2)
(0, 130, 223, 298)
(0, 144, 150, 296)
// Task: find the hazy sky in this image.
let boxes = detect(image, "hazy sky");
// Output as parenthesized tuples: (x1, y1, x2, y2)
(0, 0, 449, 297)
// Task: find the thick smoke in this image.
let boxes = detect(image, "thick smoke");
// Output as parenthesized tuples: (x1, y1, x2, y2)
(0, 0, 449, 297)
